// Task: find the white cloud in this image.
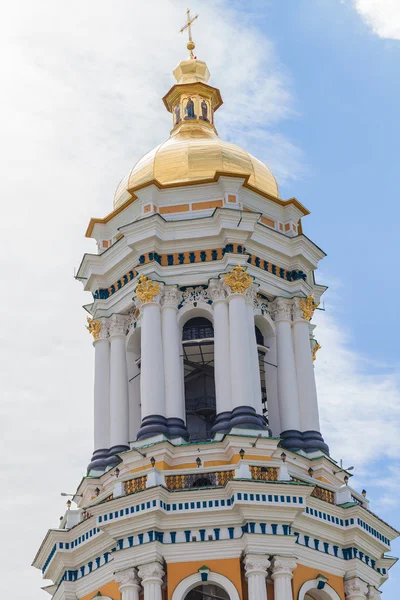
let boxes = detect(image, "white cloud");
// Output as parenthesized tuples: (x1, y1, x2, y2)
(350, 0, 400, 39)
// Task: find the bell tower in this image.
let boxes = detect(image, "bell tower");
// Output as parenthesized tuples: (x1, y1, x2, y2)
(33, 19, 398, 600)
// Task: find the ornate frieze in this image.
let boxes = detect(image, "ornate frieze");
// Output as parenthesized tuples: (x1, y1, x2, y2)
(135, 275, 161, 304)
(224, 265, 252, 294)
(92, 245, 307, 301)
(180, 285, 211, 306)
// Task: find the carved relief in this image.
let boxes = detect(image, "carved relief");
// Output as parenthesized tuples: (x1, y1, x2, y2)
(208, 278, 227, 303)
(270, 297, 292, 322)
(345, 578, 368, 598)
(135, 275, 161, 304)
(300, 295, 319, 321)
(161, 285, 182, 308)
(86, 317, 101, 340)
(108, 314, 128, 338)
(138, 562, 165, 583)
(224, 265, 252, 294)
(181, 286, 211, 306)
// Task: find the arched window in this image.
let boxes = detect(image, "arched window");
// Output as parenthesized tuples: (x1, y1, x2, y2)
(184, 583, 229, 600)
(182, 317, 216, 441)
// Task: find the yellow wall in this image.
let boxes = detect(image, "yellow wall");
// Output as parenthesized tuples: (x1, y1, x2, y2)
(292, 564, 344, 599)
(79, 581, 121, 600)
(167, 558, 243, 600)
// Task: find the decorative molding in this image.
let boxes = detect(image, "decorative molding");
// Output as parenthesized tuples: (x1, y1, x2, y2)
(135, 275, 161, 304)
(298, 579, 341, 600)
(224, 265, 252, 294)
(171, 571, 240, 600)
(92, 244, 307, 301)
(180, 285, 211, 307)
(344, 578, 368, 599)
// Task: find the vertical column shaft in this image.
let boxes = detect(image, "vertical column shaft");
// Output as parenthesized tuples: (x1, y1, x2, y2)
(88, 319, 110, 472)
(138, 563, 164, 600)
(244, 555, 270, 600)
(273, 299, 302, 449)
(271, 557, 296, 600)
(161, 286, 188, 439)
(246, 297, 262, 413)
(209, 279, 233, 434)
(108, 317, 129, 462)
(116, 568, 141, 600)
(137, 301, 168, 439)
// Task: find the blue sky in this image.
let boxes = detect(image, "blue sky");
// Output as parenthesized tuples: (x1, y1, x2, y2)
(0, 1, 399, 598)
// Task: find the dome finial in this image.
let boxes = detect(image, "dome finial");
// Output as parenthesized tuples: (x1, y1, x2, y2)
(179, 8, 199, 59)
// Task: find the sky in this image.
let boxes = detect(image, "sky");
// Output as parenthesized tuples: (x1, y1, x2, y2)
(0, 0, 399, 598)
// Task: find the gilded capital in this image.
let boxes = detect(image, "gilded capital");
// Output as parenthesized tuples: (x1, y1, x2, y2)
(135, 275, 160, 304)
(300, 295, 319, 321)
(312, 342, 321, 362)
(86, 317, 101, 340)
(224, 265, 252, 294)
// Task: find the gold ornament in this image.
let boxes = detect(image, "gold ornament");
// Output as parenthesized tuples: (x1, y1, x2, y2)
(135, 275, 160, 303)
(312, 342, 321, 362)
(300, 295, 319, 321)
(224, 265, 252, 294)
(86, 317, 101, 340)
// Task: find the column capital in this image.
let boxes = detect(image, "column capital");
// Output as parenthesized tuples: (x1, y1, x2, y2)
(245, 283, 259, 307)
(108, 313, 128, 338)
(87, 316, 109, 341)
(244, 553, 270, 577)
(292, 297, 310, 322)
(270, 297, 293, 322)
(367, 586, 381, 600)
(271, 556, 297, 579)
(115, 567, 140, 589)
(224, 265, 253, 295)
(138, 561, 165, 584)
(208, 278, 227, 303)
(161, 285, 181, 309)
(344, 577, 369, 599)
(135, 275, 164, 307)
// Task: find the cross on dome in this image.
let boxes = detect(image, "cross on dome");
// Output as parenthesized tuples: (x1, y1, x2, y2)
(180, 8, 199, 59)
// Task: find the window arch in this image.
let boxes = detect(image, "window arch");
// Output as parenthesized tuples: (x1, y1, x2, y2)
(298, 579, 341, 600)
(171, 572, 240, 600)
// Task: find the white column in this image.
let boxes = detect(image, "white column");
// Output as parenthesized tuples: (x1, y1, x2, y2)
(244, 554, 270, 600)
(345, 578, 369, 600)
(292, 299, 320, 432)
(272, 299, 302, 434)
(209, 279, 232, 420)
(228, 293, 253, 409)
(140, 301, 165, 418)
(271, 557, 296, 600)
(116, 568, 141, 600)
(245, 286, 262, 413)
(90, 319, 110, 468)
(109, 314, 129, 454)
(138, 563, 164, 600)
(109, 315, 129, 455)
(161, 286, 187, 438)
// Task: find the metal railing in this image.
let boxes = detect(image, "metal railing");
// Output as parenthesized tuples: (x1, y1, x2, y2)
(165, 470, 234, 490)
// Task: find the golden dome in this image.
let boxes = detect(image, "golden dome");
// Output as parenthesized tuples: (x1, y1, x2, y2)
(114, 124, 279, 208)
(113, 58, 279, 208)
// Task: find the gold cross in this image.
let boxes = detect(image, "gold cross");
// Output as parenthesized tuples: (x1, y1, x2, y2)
(179, 8, 199, 59)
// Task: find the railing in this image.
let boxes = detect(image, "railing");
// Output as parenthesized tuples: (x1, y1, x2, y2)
(250, 466, 279, 481)
(165, 470, 234, 490)
(124, 475, 147, 495)
(311, 486, 335, 504)
(182, 325, 214, 341)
